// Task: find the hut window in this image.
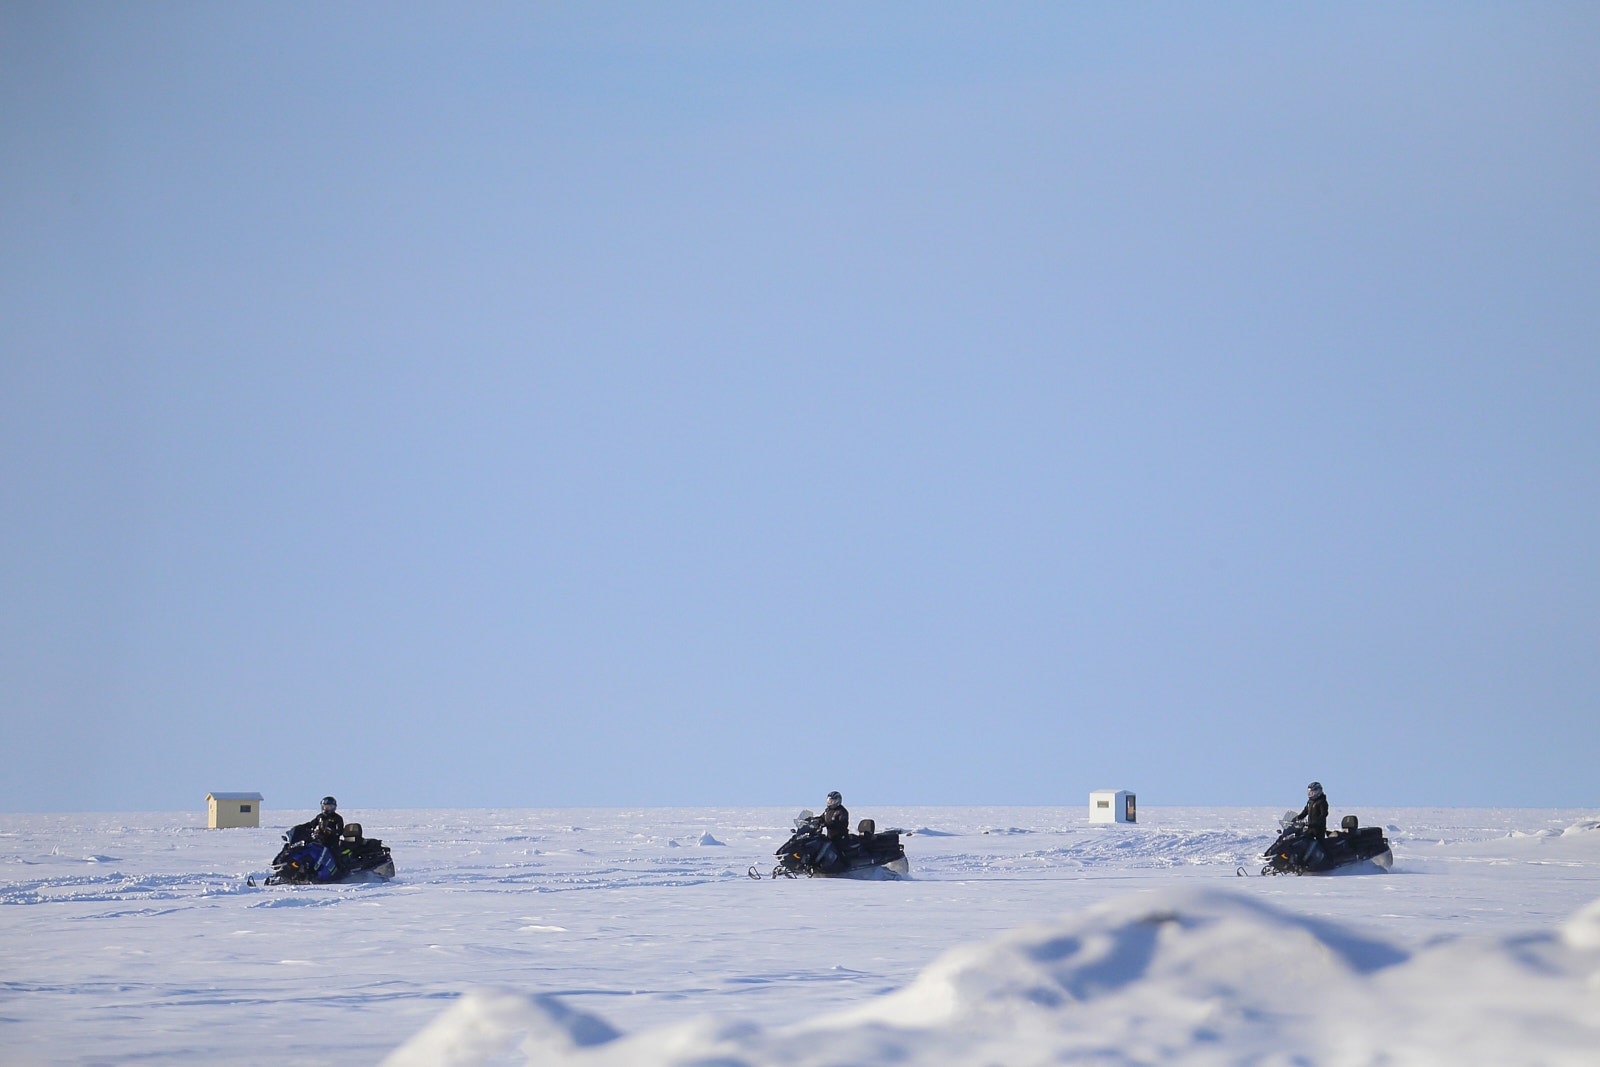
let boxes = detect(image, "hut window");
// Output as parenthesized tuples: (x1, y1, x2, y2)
(240, 804, 252, 813)
(1096, 800, 1109, 808)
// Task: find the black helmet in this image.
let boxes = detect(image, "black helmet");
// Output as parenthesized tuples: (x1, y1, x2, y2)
(826, 791, 842, 806)
(321, 796, 338, 810)
(1306, 782, 1323, 796)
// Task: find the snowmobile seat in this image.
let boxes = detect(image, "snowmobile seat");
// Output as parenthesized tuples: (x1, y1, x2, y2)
(857, 819, 876, 838)
(342, 823, 363, 843)
(1340, 815, 1359, 835)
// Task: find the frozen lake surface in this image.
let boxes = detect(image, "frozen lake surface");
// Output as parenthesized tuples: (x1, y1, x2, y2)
(3, 805, 1598, 1064)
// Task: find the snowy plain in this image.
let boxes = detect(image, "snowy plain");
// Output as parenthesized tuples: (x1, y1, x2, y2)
(3, 805, 1598, 1065)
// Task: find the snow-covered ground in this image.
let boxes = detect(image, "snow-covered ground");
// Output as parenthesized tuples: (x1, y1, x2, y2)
(3, 806, 1597, 1064)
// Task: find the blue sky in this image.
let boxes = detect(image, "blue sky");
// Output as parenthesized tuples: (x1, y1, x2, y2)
(3, 4, 1596, 812)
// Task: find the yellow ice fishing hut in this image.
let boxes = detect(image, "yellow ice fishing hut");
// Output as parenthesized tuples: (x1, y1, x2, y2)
(207, 792, 263, 828)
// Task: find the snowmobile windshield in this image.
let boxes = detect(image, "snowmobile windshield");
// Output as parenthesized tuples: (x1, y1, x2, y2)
(794, 810, 815, 828)
(1280, 811, 1302, 829)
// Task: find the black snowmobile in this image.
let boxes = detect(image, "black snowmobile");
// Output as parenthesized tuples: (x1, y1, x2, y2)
(751, 811, 910, 879)
(1252, 812, 1393, 876)
(255, 822, 396, 886)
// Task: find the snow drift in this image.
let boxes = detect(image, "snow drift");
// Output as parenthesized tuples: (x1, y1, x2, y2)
(384, 887, 1600, 1066)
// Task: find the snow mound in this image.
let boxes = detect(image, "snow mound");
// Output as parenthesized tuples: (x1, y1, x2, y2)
(817, 889, 1405, 1050)
(1564, 898, 1600, 950)
(381, 989, 618, 1066)
(387, 888, 1600, 1065)
(695, 832, 725, 847)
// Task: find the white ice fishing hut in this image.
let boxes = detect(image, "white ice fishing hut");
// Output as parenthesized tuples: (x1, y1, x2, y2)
(1089, 789, 1136, 824)
(207, 792, 263, 829)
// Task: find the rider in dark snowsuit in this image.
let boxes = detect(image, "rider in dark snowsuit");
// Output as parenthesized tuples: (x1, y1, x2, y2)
(1297, 782, 1329, 839)
(294, 796, 345, 849)
(821, 791, 850, 842)
(809, 791, 850, 872)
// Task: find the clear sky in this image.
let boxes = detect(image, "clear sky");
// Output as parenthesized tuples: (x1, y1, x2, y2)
(3, 4, 1596, 813)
